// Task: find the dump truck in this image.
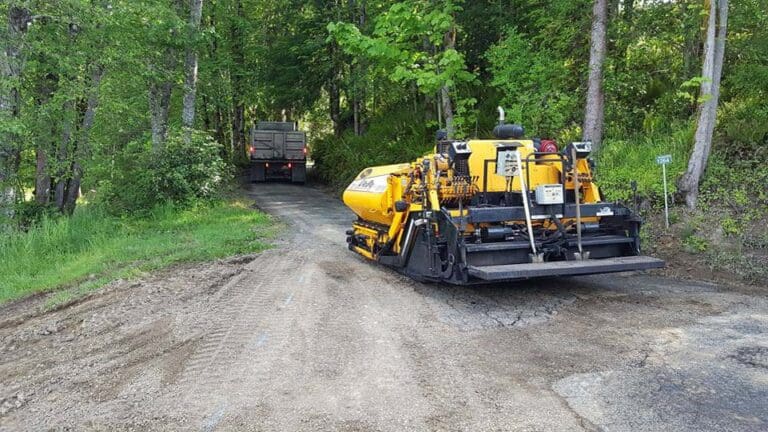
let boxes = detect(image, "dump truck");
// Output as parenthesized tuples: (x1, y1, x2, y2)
(249, 121, 307, 183)
(342, 109, 664, 284)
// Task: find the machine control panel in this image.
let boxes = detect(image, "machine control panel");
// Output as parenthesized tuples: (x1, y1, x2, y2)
(495, 142, 521, 177)
(496, 149, 519, 177)
(535, 184, 564, 205)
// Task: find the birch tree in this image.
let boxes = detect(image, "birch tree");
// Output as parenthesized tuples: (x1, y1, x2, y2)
(678, 0, 728, 209)
(182, 0, 204, 141)
(148, 0, 183, 150)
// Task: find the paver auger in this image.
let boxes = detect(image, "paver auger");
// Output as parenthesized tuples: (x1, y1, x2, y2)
(343, 109, 665, 284)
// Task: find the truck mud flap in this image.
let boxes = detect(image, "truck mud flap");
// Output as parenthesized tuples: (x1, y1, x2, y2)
(467, 256, 665, 281)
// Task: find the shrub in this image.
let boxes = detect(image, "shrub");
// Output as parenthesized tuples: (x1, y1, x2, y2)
(13, 201, 60, 232)
(98, 129, 231, 214)
(683, 234, 709, 253)
(312, 109, 433, 192)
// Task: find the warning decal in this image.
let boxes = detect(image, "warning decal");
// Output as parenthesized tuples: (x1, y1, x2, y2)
(346, 175, 389, 193)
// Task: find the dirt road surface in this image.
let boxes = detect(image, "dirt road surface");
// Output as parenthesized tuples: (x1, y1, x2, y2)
(1, 183, 767, 431)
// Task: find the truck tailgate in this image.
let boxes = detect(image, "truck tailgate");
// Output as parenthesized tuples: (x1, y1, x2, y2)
(251, 131, 305, 161)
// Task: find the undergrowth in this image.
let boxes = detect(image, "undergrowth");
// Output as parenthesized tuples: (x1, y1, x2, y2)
(610, 128, 768, 284)
(312, 109, 433, 192)
(596, 125, 694, 202)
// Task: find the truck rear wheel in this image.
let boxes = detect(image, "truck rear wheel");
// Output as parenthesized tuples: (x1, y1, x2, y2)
(252, 162, 266, 183)
(291, 163, 306, 184)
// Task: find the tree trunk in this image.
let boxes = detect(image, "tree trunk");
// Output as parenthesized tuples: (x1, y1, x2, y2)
(0, 6, 31, 225)
(201, 91, 212, 131)
(440, 86, 454, 139)
(149, 0, 183, 150)
(330, 78, 341, 137)
(54, 100, 75, 211)
(232, 104, 245, 158)
(329, 45, 342, 138)
(149, 80, 172, 150)
(349, 0, 366, 136)
(63, 66, 104, 215)
(33, 73, 58, 205)
(583, 0, 608, 152)
(359, 1, 366, 134)
(215, 105, 226, 149)
(35, 148, 51, 205)
(182, 0, 205, 141)
(678, 0, 728, 209)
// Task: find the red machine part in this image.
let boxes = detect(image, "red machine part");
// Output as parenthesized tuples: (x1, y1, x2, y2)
(540, 139, 558, 153)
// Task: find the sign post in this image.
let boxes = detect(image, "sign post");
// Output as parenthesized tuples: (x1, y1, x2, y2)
(656, 154, 672, 228)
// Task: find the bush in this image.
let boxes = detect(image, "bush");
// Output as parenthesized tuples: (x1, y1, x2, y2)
(99, 130, 231, 214)
(13, 201, 60, 231)
(312, 109, 433, 192)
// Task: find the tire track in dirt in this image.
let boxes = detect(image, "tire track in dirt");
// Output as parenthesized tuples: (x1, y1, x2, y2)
(177, 250, 307, 401)
(0, 260, 251, 430)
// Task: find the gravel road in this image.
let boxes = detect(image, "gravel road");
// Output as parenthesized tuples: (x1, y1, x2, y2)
(1, 182, 766, 431)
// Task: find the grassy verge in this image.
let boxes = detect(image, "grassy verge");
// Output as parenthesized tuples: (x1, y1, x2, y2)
(597, 128, 768, 285)
(0, 199, 278, 304)
(596, 126, 693, 202)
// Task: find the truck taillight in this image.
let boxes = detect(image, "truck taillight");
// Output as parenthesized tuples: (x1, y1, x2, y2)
(249, 146, 255, 154)
(288, 163, 293, 169)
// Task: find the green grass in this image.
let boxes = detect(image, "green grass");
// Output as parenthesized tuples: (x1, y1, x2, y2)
(596, 126, 767, 285)
(0, 200, 277, 304)
(597, 126, 694, 203)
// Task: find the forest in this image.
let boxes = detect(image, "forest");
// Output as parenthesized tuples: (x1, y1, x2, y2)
(1, 0, 767, 297)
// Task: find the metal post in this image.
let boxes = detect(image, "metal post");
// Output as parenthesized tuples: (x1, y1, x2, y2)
(662, 163, 669, 229)
(571, 146, 583, 258)
(514, 150, 537, 256)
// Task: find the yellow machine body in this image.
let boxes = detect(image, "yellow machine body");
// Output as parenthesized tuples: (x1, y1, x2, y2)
(343, 163, 411, 227)
(343, 133, 664, 284)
